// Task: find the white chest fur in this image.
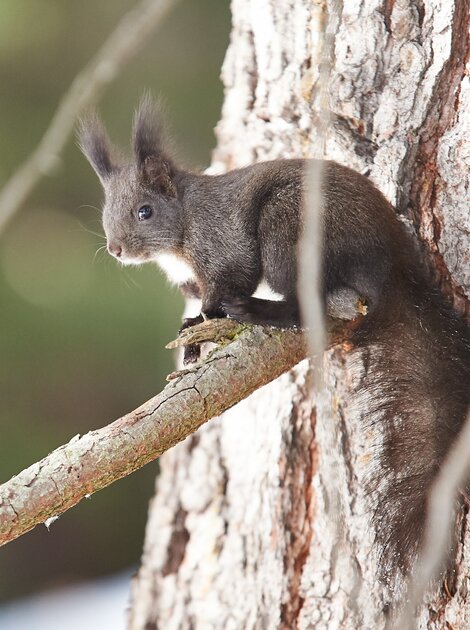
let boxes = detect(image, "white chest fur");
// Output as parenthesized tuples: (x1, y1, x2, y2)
(253, 280, 284, 301)
(155, 252, 195, 285)
(155, 254, 284, 303)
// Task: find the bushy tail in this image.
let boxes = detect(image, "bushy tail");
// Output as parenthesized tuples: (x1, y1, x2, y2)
(355, 281, 470, 597)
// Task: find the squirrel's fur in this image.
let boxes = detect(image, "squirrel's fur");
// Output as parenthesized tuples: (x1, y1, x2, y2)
(80, 96, 470, 600)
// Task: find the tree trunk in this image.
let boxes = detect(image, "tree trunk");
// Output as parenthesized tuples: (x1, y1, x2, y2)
(129, 1, 470, 628)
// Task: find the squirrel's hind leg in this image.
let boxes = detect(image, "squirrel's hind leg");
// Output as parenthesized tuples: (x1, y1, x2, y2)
(221, 296, 300, 328)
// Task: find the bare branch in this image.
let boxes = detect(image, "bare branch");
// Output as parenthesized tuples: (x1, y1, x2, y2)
(0, 325, 304, 546)
(0, 0, 179, 235)
(0, 317, 365, 548)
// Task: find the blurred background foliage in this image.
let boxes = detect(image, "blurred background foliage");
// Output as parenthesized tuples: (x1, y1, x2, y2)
(0, 0, 230, 603)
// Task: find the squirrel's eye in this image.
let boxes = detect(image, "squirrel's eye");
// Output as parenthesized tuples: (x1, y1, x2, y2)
(138, 205, 152, 221)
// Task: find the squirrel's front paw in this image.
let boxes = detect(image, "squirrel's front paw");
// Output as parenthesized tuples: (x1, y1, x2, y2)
(183, 343, 201, 365)
(179, 314, 204, 335)
(178, 316, 204, 365)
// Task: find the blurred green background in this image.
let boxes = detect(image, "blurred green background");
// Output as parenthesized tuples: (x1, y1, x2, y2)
(0, 0, 230, 603)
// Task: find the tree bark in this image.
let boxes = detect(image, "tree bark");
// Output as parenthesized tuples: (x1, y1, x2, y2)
(129, 1, 470, 628)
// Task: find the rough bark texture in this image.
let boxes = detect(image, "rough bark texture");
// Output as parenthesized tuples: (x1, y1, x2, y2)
(129, 1, 470, 628)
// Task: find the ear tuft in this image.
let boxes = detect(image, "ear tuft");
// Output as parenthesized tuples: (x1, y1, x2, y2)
(133, 94, 176, 195)
(133, 93, 166, 168)
(78, 114, 117, 183)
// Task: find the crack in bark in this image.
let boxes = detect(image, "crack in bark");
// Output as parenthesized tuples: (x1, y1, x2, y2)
(399, 0, 469, 305)
(338, 409, 357, 498)
(122, 429, 137, 442)
(192, 383, 207, 420)
(382, 0, 396, 35)
(279, 391, 316, 628)
(49, 476, 62, 502)
(246, 28, 258, 113)
(136, 354, 232, 423)
(131, 382, 205, 425)
(333, 371, 366, 628)
(3, 499, 19, 538)
(161, 506, 190, 577)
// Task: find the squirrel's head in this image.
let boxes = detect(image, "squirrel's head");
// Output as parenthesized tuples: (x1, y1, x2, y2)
(79, 96, 183, 265)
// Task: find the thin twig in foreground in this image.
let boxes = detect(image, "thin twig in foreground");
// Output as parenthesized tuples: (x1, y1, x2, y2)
(0, 0, 179, 235)
(298, 0, 340, 376)
(297, 0, 360, 619)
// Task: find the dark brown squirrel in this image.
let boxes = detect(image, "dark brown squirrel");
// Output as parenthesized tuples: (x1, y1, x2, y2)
(80, 96, 470, 598)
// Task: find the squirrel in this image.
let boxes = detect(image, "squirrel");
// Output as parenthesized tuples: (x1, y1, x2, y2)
(80, 96, 470, 600)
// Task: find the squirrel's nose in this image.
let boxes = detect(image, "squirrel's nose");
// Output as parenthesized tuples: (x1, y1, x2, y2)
(108, 242, 122, 258)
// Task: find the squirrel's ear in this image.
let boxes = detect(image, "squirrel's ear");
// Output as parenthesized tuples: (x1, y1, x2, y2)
(78, 114, 118, 184)
(133, 95, 175, 196)
(133, 94, 165, 168)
